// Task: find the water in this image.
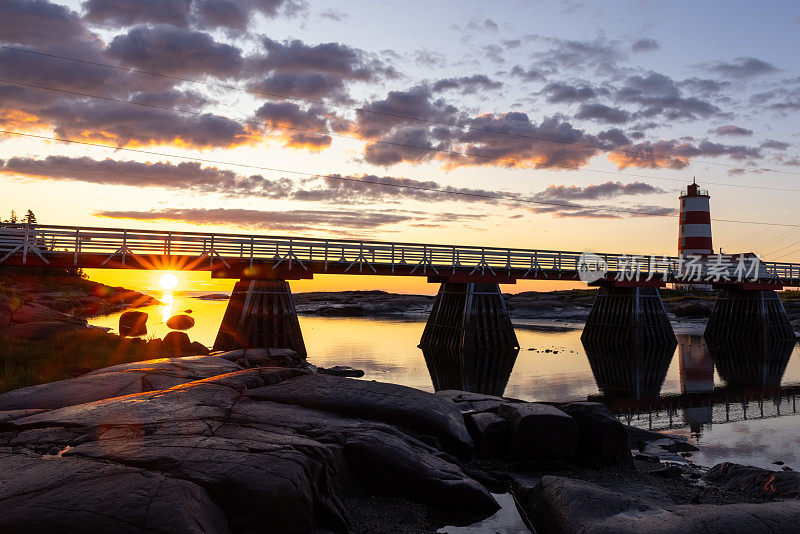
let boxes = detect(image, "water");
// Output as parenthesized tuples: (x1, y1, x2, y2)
(91, 291, 800, 471)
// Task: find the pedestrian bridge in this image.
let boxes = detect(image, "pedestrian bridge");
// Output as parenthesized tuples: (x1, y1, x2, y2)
(1, 223, 798, 355)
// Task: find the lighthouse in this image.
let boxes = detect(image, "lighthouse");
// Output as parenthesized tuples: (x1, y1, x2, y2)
(678, 179, 713, 256)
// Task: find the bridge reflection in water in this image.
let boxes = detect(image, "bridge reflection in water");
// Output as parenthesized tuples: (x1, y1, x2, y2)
(420, 330, 799, 439)
(584, 334, 797, 437)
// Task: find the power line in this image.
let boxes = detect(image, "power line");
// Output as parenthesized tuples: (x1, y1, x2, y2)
(2, 44, 798, 178)
(7, 76, 800, 194)
(4, 128, 800, 229)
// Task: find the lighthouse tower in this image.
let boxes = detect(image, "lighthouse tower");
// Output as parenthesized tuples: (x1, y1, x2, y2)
(679, 179, 712, 256)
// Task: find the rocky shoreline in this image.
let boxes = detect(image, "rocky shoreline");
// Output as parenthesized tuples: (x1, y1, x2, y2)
(1, 269, 158, 340)
(1, 350, 799, 533)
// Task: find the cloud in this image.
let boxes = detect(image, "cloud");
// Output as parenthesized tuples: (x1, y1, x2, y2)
(0, 0, 92, 48)
(466, 18, 499, 32)
(0, 156, 294, 197)
(193, 0, 307, 30)
(631, 38, 659, 53)
(431, 75, 502, 94)
(706, 57, 779, 79)
(413, 48, 446, 68)
(608, 139, 761, 169)
(616, 72, 720, 120)
(574, 104, 631, 124)
(711, 125, 753, 137)
(539, 81, 598, 103)
(106, 25, 244, 78)
(319, 7, 347, 21)
(509, 65, 547, 82)
(679, 77, 732, 96)
(532, 181, 664, 200)
(760, 139, 790, 150)
(82, 0, 192, 27)
(95, 207, 416, 231)
(254, 101, 333, 149)
(527, 35, 624, 74)
(525, 201, 675, 219)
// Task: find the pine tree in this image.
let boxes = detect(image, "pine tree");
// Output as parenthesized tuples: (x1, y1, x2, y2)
(24, 209, 36, 224)
(9, 210, 17, 224)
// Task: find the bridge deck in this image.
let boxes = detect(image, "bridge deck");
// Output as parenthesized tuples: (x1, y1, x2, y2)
(2, 224, 799, 285)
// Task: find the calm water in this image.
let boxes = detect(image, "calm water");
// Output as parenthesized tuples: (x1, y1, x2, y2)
(91, 291, 800, 471)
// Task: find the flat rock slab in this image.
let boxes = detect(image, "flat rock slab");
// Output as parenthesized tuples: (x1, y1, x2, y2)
(0, 363, 497, 532)
(0, 355, 241, 411)
(557, 402, 631, 467)
(247, 374, 474, 455)
(533, 475, 800, 534)
(704, 462, 800, 499)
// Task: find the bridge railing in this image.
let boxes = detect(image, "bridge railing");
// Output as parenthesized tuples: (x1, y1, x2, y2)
(1, 223, 799, 284)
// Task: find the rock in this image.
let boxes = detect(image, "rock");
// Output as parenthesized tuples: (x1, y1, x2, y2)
(672, 301, 713, 317)
(162, 331, 192, 356)
(7, 321, 89, 340)
(0, 364, 498, 532)
(558, 402, 631, 467)
(643, 438, 698, 463)
(217, 348, 304, 368)
(0, 453, 232, 534)
(435, 389, 522, 414)
(0, 355, 242, 410)
(246, 374, 474, 455)
(511, 475, 542, 513)
(651, 465, 683, 479)
(497, 403, 578, 463)
(318, 366, 365, 377)
(704, 463, 800, 499)
(533, 475, 800, 534)
(118, 310, 147, 337)
(166, 314, 195, 330)
(316, 304, 363, 317)
(467, 412, 508, 458)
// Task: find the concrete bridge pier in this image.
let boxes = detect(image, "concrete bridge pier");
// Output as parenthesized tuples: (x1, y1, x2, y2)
(704, 287, 795, 342)
(420, 282, 519, 352)
(581, 284, 676, 346)
(213, 279, 307, 356)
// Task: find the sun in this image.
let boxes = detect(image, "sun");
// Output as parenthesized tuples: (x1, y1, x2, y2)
(158, 273, 179, 291)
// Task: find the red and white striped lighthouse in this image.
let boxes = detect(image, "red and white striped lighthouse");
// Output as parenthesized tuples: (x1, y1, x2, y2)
(678, 179, 713, 256)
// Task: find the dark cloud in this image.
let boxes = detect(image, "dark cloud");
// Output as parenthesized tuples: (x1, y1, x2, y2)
(616, 72, 720, 120)
(352, 86, 461, 139)
(431, 75, 502, 94)
(711, 125, 753, 137)
(106, 25, 243, 78)
(525, 202, 675, 219)
(539, 82, 598, 103)
(574, 104, 630, 124)
(707, 57, 779, 79)
(255, 101, 332, 149)
(608, 139, 761, 169)
(760, 139, 790, 150)
(631, 38, 659, 53)
(527, 35, 623, 74)
(532, 181, 663, 200)
(82, 0, 191, 27)
(248, 72, 351, 102)
(0, 156, 293, 197)
(679, 77, 732, 96)
(95, 207, 415, 231)
(0, 0, 91, 48)
(509, 65, 547, 82)
(193, 0, 307, 30)
(483, 44, 504, 64)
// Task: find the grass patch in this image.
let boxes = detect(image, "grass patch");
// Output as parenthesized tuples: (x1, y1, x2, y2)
(0, 330, 164, 394)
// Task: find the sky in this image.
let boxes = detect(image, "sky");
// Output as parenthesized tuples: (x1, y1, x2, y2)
(2, 0, 800, 293)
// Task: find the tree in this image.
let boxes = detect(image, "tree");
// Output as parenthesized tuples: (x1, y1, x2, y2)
(9, 210, 17, 224)
(24, 209, 36, 224)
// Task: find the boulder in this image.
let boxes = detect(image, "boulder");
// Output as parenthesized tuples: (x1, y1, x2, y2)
(467, 411, 508, 458)
(704, 463, 800, 499)
(118, 310, 147, 337)
(558, 402, 631, 467)
(162, 331, 192, 356)
(166, 314, 195, 330)
(497, 402, 578, 463)
(318, 366, 365, 377)
(532, 475, 800, 534)
(246, 374, 474, 455)
(436, 389, 522, 414)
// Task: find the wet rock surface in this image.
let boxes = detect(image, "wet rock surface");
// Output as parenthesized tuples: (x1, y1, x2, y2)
(166, 314, 195, 330)
(530, 475, 800, 534)
(119, 310, 148, 337)
(704, 462, 800, 499)
(0, 356, 498, 533)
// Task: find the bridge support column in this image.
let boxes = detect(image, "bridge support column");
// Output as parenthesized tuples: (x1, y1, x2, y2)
(581, 285, 676, 346)
(704, 288, 795, 341)
(420, 282, 518, 352)
(213, 279, 306, 356)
